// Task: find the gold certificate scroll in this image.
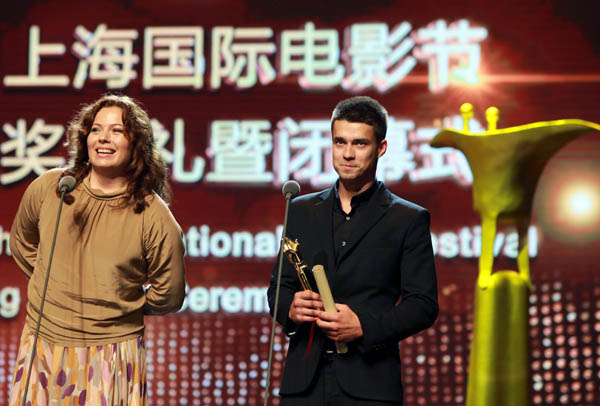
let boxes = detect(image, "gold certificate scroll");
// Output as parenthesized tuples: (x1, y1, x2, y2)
(312, 265, 348, 354)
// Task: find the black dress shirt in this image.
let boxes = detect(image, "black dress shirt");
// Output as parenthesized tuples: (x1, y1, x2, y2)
(332, 180, 380, 262)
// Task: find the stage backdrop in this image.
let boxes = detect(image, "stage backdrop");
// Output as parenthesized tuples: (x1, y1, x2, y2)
(1, 1, 599, 405)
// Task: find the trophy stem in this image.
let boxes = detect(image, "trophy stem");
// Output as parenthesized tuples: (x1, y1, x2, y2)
(466, 270, 530, 406)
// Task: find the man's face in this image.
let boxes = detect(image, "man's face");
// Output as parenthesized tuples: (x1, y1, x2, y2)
(331, 119, 387, 185)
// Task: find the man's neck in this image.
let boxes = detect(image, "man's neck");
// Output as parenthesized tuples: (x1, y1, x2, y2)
(337, 178, 375, 213)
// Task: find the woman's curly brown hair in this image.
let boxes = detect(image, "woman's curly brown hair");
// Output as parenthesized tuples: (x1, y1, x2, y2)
(60, 94, 172, 212)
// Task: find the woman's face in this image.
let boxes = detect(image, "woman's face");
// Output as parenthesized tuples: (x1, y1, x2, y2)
(86, 106, 132, 179)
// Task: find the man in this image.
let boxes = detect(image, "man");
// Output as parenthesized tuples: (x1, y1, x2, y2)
(267, 96, 438, 405)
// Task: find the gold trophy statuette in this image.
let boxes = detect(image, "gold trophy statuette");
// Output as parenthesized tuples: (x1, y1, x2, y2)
(282, 238, 348, 354)
(431, 103, 600, 406)
(282, 237, 312, 291)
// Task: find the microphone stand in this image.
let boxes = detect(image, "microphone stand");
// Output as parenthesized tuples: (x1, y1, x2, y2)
(20, 184, 70, 406)
(263, 191, 294, 406)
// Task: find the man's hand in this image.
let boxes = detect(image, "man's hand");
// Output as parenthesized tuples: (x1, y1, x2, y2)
(316, 303, 363, 342)
(288, 290, 323, 324)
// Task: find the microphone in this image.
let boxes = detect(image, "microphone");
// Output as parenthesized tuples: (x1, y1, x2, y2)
(21, 174, 75, 406)
(282, 180, 300, 200)
(264, 180, 300, 406)
(59, 175, 76, 193)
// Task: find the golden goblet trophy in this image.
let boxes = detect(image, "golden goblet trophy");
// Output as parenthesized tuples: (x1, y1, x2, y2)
(431, 103, 599, 406)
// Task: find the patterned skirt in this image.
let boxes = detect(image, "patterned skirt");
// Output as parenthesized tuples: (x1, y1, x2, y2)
(9, 325, 146, 406)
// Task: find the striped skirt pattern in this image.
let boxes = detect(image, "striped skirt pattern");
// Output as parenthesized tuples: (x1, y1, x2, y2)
(9, 325, 146, 406)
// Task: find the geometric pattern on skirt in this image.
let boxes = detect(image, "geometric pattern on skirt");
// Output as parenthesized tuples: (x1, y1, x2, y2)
(9, 325, 146, 406)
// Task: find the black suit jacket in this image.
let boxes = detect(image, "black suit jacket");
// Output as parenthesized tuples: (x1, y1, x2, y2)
(268, 182, 438, 402)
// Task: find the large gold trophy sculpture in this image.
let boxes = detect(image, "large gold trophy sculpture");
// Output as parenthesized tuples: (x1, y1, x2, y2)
(430, 104, 600, 406)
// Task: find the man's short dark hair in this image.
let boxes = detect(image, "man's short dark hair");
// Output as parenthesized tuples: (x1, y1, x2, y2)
(331, 96, 388, 143)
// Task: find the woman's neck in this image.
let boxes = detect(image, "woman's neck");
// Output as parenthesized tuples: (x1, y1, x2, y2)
(88, 170, 128, 194)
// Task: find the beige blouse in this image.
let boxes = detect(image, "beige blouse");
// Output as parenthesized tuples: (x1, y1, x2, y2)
(10, 169, 186, 346)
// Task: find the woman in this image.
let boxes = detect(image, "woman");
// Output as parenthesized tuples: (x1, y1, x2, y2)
(9, 94, 186, 405)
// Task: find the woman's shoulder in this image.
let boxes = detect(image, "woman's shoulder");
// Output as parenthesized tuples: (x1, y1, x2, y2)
(140, 193, 183, 235)
(143, 191, 167, 208)
(17, 168, 66, 209)
(27, 168, 65, 193)
(37, 167, 64, 183)
(142, 193, 177, 220)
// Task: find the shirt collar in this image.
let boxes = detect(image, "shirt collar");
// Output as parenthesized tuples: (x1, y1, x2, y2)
(333, 179, 380, 211)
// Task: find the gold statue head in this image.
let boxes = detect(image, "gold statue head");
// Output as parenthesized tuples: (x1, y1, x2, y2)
(282, 237, 303, 266)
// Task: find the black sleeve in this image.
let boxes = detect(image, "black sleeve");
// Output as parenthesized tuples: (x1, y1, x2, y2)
(355, 209, 439, 353)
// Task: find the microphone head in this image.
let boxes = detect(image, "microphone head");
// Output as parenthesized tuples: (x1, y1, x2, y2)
(59, 175, 76, 193)
(281, 180, 300, 199)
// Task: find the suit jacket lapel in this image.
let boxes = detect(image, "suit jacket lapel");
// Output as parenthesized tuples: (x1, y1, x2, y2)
(312, 188, 335, 275)
(337, 184, 393, 265)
